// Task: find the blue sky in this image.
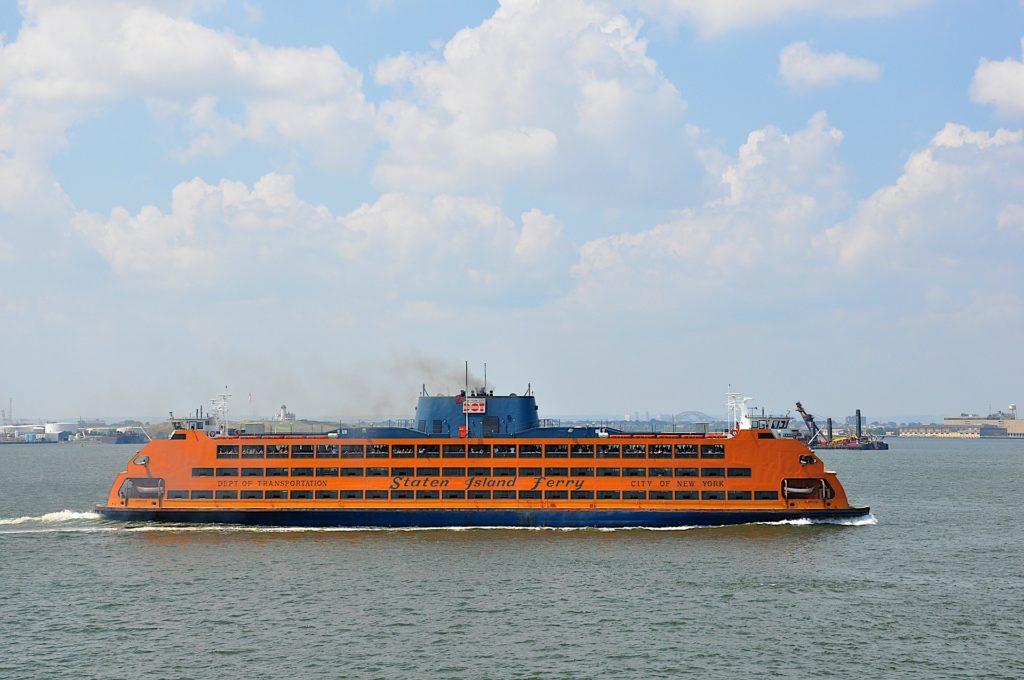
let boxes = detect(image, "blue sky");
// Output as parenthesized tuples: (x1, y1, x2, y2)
(1, 0, 1022, 421)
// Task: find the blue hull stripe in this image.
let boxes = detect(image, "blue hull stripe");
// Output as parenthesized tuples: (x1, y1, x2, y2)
(97, 507, 870, 528)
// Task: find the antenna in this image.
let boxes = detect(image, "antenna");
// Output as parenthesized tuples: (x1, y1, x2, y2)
(484, 362, 487, 393)
(210, 386, 232, 436)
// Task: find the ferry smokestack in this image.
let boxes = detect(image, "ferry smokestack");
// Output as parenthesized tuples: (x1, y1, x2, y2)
(856, 409, 862, 439)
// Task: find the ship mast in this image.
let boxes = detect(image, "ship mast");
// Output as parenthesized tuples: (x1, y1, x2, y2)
(210, 387, 232, 436)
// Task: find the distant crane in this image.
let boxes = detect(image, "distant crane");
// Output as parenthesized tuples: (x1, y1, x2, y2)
(795, 401, 824, 442)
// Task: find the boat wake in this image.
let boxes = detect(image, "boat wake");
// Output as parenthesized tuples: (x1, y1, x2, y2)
(0, 511, 877, 535)
(0, 510, 102, 526)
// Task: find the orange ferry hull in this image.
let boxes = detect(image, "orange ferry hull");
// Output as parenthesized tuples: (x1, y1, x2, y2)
(97, 506, 869, 528)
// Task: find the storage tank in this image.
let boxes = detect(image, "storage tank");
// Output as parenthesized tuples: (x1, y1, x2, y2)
(45, 422, 77, 435)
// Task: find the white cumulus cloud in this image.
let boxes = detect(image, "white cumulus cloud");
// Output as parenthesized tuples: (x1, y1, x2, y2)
(822, 123, 1024, 269)
(372, 0, 698, 205)
(779, 42, 880, 89)
(971, 37, 1024, 118)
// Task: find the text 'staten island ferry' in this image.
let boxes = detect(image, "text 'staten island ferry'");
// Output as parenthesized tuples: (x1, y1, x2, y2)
(98, 386, 869, 527)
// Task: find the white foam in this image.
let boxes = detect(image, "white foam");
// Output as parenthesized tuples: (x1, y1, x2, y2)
(0, 510, 101, 526)
(755, 513, 877, 527)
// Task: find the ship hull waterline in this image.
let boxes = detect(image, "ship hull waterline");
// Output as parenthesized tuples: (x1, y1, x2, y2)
(96, 506, 870, 528)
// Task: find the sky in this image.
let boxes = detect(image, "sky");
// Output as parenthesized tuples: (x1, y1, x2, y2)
(0, 0, 1022, 422)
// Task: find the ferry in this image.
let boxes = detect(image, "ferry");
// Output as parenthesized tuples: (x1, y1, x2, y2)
(97, 387, 869, 527)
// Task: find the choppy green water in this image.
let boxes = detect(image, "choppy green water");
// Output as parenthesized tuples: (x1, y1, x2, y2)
(0, 439, 1021, 679)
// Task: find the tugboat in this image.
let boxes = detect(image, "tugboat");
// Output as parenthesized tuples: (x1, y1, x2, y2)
(96, 387, 870, 527)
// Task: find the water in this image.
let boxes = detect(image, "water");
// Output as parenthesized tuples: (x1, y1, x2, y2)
(1, 439, 1021, 679)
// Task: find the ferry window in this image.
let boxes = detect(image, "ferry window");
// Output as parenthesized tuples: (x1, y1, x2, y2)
(675, 444, 698, 458)
(443, 490, 466, 500)
(755, 491, 779, 501)
(701, 467, 725, 478)
(571, 467, 594, 477)
(728, 467, 752, 478)
(518, 490, 541, 499)
(649, 444, 672, 458)
(468, 467, 491, 477)
(519, 444, 543, 457)
(266, 467, 288, 477)
(341, 490, 364, 500)
(241, 467, 264, 477)
(493, 490, 516, 499)
(316, 490, 339, 500)
(316, 467, 340, 477)
(191, 467, 214, 477)
(520, 467, 541, 476)
(649, 468, 672, 477)
(366, 444, 389, 458)
(341, 444, 365, 458)
(442, 467, 466, 477)
(366, 467, 389, 477)
(265, 490, 287, 500)
(167, 490, 189, 500)
(216, 467, 238, 477)
(701, 491, 725, 500)
(266, 444, 289, 458)
(544, 467, 568, 477)
(649, 491, 672, 500)
(417, 445, 440, 458)
(674, 491, 698, 500)
(493, 444, 517, 458)
(241, 445, 265, 458)
(623, 444, 646, 458)
(757, 432, 775, 439)
(216, 445, 239, 458)
(571, 444, 594, 457)
(468, 490, 492, 500)
(365, 490, 387, 500)
(623, 491, 646, 500)
(170, 433, 186, 440)
(392, 467, 413, 477)
(391, 490, 414, 500)
(443, 445, 467, 458)
(596, 444, 621, 458)
(216, 490, 239, 500)
(544, 444, 568, 458)
(240, 490, 263, 500)
(416, 490, 439, 500)
(544, 490, 568, 500)
(291, 468, 314, 477)
(468, 444, 491, 458)
(571, 490, 595, 500)
(316, 444, 339, 458)
(290, 490, 313, 500)
(190, 490, 213, 500)
(340, 467, 364, 477)
(700, 444, 726, 458)
(597, 491, 621, 500)
(597, 467, 621, 477)
(494, 467, 516, 477)
(416, 467, 440, 477)
(392, 444, 414, 458)
(624, 467, 646, 477)
(292, 445, 314, 458)
(728, 491, 753, 500)
(674, 467, 698, 477)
